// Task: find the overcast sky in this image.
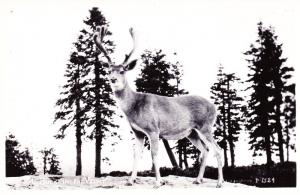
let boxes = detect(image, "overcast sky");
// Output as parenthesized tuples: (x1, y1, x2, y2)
(0, 0, 298, 176)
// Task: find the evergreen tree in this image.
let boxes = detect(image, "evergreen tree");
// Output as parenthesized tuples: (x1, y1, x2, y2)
(136, 50, 176, 96)
(171, 57, 192, 169)
(210, 64, 229, 167)
(6, 133, 36, 177)
(54, 37, 89, 176)
(40, 148, 53, 175)
(135, 50, 179, 168)
(82, 8, 119, 177)
(269, 38, 295, 163)
(283, 89, 296, 162)
(40, 148, 62, 175)
(55, 7, 119, 177)
(175, 138, 191, 169)
(48, 153, 62, 175)
(245, 22, 295, 164)
(224, 73, 244, 167)
(210, 64, 244, 167)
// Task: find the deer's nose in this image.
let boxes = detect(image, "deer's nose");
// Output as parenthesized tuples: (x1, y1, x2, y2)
(111, 78, 117, 83)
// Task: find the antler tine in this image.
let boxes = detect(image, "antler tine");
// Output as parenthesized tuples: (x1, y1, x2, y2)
(93, 26, 112, 64)
(123, 27, 136, 65)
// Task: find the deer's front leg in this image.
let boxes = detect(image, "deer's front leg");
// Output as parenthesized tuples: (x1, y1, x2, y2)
(127, 131, 144, 186)
(149, 133, 162, 188)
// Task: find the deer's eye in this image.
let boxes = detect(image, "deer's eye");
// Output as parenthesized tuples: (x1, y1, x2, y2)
(120, 71, 125, 74)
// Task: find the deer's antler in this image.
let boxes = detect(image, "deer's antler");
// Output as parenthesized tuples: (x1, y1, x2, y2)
(93, 26, 112, 64)
(122, 27, 136, 65)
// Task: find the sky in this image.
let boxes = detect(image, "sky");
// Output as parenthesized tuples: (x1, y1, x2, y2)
(0, 0, 299, 176)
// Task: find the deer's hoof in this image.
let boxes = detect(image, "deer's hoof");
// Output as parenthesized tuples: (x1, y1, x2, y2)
(125, 179, 135, 186)
(125, 182, 133, 186)
(193, 179, 203, 185)
(153, 184, 160, 189)
(153, 181, 165, 189)
(216, 182, 223, 188)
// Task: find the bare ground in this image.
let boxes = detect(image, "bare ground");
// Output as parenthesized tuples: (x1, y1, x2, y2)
(6, 175, 254, 189)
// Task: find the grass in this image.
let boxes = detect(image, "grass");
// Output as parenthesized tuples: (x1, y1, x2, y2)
(106, 161, 296, 187)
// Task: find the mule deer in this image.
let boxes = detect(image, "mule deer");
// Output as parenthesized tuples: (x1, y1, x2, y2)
(93, 26, 224, 188)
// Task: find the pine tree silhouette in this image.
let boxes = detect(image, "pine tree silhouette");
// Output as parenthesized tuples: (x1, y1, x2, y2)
(210, 64, 229, 167)
(210, 64, 244, 167)
(6, 133, 36, 177)
(283, 89, 296, 162)
(54, 49, 89, 176)
(83, 8, 119, 177)
(55, 7, 119, 177)
(40, 148, 62, 175)
(170, 58, 192, 169)
(244, 22, 295, 164)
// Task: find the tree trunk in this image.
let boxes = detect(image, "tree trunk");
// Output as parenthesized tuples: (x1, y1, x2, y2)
(286, 126, 290, 162)
(262, 99, 273, 166)
(228, 140, 235, 167)
(162, 139, 178, 168)
(94, 105, 102, 177)
(223, 148, 228, 167)
(75, 123, 82, 176)
(95, 129, 102, 177)
(221, 91, 229, 167)
(178, 141, 183, 168)
(275, 104, 284, 163)
(265, 135, 272, 165)
(94, 60, 102, 177)
(43, 156, 47, 174)
(226, 80, 235, 167)
(75, 98, 82, 176)
(183, 145, 189, 169)
(264, 119, 272, 165)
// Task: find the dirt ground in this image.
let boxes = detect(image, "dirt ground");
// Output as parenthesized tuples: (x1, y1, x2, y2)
(6, 175, 253, 189)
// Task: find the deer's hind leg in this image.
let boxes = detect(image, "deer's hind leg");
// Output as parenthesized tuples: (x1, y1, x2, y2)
(187, 130, 209, 184)
(193, 126, 224, 188)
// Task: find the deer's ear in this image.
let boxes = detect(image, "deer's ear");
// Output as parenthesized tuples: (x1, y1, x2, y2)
(125, 59, 137, 71)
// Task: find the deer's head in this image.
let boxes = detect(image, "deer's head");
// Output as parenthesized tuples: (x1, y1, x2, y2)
(94, 26, 137, 91)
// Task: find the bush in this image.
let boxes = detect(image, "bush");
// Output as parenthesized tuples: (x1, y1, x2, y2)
(105, 162, 296, 187)
(108, 171, 129, 177)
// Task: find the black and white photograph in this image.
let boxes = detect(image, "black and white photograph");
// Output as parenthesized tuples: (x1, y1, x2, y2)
(1, 0, 298, 190)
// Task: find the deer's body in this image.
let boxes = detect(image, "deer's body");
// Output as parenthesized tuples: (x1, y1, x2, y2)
(93, 26, 224, 188)
(115, 82, 216, 141)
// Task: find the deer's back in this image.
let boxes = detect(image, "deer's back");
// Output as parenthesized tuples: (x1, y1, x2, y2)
(127, 92, 216, 139)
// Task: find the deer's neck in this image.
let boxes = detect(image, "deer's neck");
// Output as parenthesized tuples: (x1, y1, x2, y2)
(114, 81, 136, 113)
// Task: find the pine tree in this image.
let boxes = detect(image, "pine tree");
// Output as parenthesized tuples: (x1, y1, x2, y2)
(82, 8, 119, 177)
(48, 153, 62, 175)
(245, 23, 275, 164)
(210, 64, 244, 167)
(283, 88, 296, 161)
(54, 40, 89, 176)
(135, 50, 179, 168)
(40, 148, 62, 175)
(55, 7, 119, 177)
(269, 36, 295, 163)
(40, 148, 53, 175)
(224, 73, 244, 167)
(6, 133, 36, 177)
(171, 57, 192, 169)
(245, 22, 295, 164)
(210, 64, 229, 167)
(136, 50, 176, 96)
